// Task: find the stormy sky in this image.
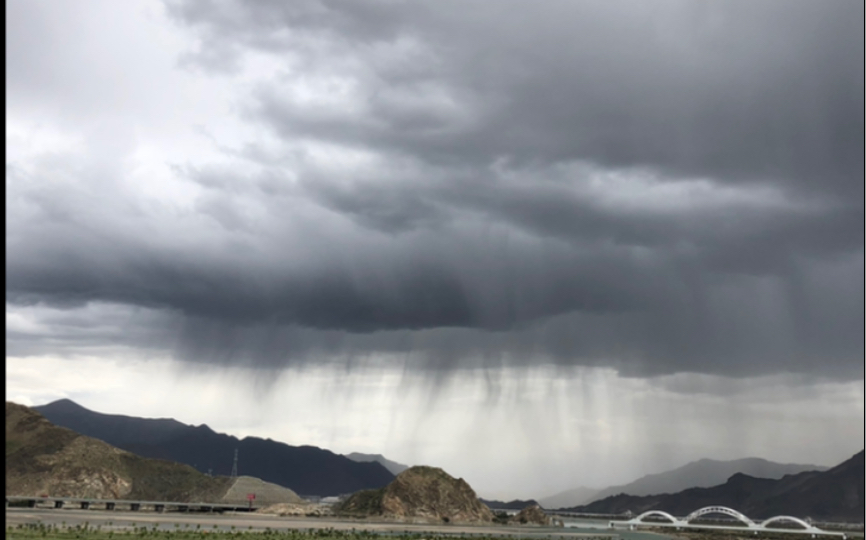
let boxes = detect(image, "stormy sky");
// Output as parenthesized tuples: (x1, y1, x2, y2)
(6, 0, 864, 499)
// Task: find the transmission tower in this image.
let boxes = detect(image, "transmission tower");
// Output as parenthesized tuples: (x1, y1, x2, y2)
(230, 448, 238, 478)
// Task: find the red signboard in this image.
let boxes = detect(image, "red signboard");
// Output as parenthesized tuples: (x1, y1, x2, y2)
(247, 493, 255, 500)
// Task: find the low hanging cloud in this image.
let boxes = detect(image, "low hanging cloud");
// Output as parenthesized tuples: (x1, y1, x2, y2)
(5, 0, 864, 380)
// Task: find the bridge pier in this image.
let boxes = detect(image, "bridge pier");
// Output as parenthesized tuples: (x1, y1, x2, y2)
(106, 502, 115, 511)
(130, 503, 140, 511)
(80, 501, 90, 510)
(54, 500, 64, 509)
(155, 504, 165, 513)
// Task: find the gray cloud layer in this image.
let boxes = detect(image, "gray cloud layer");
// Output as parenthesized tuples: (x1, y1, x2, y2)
(6, 0, 864, 379)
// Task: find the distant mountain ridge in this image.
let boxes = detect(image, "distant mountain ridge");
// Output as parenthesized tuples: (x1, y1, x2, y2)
(538, 486, 601, 511)
(34, 399, 395, 497)
(567, 451, 864, 523)
(344, 453, 409, 476)
(540, 457, 828, 509)
(480, 498, 540, 511)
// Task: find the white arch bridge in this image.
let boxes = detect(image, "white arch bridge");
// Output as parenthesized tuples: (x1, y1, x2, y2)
(611, 506, 847, 538)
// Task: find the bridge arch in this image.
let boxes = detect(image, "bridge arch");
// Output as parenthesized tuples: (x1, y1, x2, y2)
(759, 516, 816, 531)
(633, 511, 679, 524)
(684, 506, 756, 528)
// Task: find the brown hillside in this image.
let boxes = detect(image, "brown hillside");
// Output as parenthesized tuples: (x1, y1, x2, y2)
(5, 402, 233, 501)
(338, 466, 494, 524)
(221, 476, 304, 506)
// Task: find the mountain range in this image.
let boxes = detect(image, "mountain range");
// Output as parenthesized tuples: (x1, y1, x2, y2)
(566, 451, 864, 523)
(31, 397, 861, 521)
(540, 457, 829, 509)
(34, 399, 394, 497)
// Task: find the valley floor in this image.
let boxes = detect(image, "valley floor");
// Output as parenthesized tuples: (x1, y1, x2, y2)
(5, 508, 657, 540)
(12, 509, 859, 540)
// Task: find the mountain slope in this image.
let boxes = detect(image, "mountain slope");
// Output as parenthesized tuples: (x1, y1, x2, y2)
(568, 451, 864, 522)
(543, 457, 827, 509)
(6, 402, 231, 501)
(749, 451, 865, 522)
(538, 486, 600, 510)
(220, 476, 304, 506)
(345, 453, 409, 475)
(34, 399, 394, 497)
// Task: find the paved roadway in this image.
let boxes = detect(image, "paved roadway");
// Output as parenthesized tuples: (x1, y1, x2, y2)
(6, 507, 676, 540)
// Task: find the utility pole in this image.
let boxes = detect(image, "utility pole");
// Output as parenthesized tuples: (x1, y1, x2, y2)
(231, 448, 238, 478)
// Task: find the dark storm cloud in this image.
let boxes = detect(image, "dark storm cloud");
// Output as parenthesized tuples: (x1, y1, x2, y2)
(213, 0, 864, 197)
(5, 0, 863, 379)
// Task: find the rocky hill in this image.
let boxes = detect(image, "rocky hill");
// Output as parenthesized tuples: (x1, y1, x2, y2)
(509, 504, 554, 526)
(337, 466, 494, 524)
(35, 398, 394, 497)
(568, 451, 864, 522)
(6, 402, 231, 501)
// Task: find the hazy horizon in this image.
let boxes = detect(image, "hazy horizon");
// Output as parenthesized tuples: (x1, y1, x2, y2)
(22, 395, 857, 502)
